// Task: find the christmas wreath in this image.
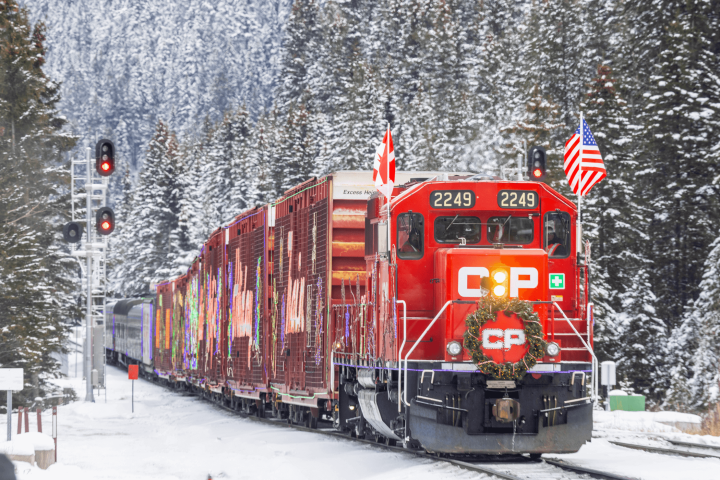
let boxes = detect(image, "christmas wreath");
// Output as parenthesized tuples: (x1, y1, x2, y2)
(463, 296, 546, 381)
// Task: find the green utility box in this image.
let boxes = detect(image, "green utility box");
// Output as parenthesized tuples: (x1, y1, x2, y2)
(610, 394, 646, 411)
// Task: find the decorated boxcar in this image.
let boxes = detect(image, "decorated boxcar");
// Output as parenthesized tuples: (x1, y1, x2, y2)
(108, 170, 595, 456)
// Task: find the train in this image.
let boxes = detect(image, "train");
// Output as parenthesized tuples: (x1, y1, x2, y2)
(106, 170, 595, 456)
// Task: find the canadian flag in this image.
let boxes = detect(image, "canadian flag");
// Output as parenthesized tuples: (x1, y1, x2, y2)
(373, 125, 396, 199)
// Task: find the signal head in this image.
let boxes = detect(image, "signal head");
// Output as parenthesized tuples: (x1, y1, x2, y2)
(527, 146, 547, 182)
(62, 221, 84, 243)
(95, 207, 115, 235)
(95, 139, 116, 176)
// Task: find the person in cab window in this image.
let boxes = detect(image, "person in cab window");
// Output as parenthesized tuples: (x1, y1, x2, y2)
(546, 225, 567, 257)
(398, 214, 423, 255)
(400, 229, 421, 253)
(488, 221, 503, 244)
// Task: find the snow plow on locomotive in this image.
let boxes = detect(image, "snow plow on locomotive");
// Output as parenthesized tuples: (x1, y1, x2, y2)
(107, 170, 595, 456)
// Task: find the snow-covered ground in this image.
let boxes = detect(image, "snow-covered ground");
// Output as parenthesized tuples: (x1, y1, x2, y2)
(1, 365, 718, 480)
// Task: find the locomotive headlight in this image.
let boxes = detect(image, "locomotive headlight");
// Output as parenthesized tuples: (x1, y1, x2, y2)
(446, 340, 462, 356)
(546, 342, 560, 357)
(490, 268, 509, 297)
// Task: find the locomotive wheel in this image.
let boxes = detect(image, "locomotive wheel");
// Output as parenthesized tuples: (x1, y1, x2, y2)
(530, 453, 542, 461)
(385, 438, 396, 447)
(305, 414, 318, 429)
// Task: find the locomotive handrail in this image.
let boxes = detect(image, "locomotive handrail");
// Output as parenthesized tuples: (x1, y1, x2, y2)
(552, 302, 599, 404)
(396, 299, 407, 413)
(402, 300, 453, 410)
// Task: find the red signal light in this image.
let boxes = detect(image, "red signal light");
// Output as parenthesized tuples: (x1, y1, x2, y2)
(533, 169, 543, 178)
(95, 139, 116, 176)
(96, 206, 115, 235)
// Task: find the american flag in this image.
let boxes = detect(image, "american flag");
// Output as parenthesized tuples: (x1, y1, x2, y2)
(564, 119, 606, 196)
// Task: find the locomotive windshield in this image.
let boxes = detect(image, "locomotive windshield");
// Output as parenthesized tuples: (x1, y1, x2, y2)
(487, 216, 534, 244)
(434, 216, 482, 244)
(544, 211, 571, 258)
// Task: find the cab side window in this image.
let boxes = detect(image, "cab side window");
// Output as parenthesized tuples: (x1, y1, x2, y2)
(397, 212, 424, 259)
(544, 212, 571, 258)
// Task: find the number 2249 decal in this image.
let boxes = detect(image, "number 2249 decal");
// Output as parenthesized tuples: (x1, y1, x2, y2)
(497, 190, 539, 209)
(430, 190, 476, 209)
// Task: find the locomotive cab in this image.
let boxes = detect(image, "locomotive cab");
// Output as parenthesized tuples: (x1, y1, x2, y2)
(351, 174, 594, 455)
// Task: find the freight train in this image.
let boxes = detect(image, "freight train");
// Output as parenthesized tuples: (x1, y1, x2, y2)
(106, 170, 595, 456)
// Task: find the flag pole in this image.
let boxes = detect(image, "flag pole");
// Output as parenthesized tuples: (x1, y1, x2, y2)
(577, 112, 583, 257)
(387, 124, 391, 259)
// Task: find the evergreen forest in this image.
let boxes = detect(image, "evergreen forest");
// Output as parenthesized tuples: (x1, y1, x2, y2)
(2, 0, 719, 413)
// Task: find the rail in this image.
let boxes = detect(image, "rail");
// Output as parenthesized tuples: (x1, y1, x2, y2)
(553, 302, 598, 404)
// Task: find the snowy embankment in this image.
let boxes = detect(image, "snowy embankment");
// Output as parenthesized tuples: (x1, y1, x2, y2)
(0, 366, 718, 480)
(553, 408, 720, 480)
(0, 367, 488, 480)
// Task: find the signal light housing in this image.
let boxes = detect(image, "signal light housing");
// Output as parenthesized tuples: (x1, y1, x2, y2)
(62, 222, 83, 243)
(96, 207, 115, 235)
(95, 139, 116, 177)
(527, 146, 547, 182)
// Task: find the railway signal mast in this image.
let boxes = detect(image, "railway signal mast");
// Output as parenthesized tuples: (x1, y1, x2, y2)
(63, 139, 116, 402)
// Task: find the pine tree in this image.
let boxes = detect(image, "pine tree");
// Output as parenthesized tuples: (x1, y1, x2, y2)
(0, 0, 77, 404)
(522, 0, 588, 132)
(199, 113, 235, 229)
(581, 66, 644, 361)
(275, 0, 323, 116)
(227, 107, 254, 216)
(116, 120, 183, 294)
(276, 101, 318, 190)
(498, 83, 565, 176)
(640, 3, 720, 333)
(248, 113, 277, 204)
(678, 238, 720, 409)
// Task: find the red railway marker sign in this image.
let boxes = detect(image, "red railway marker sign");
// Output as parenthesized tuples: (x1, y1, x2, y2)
(128, 365, 139, 413)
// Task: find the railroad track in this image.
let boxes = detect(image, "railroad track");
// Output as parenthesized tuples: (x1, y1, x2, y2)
(609, 440, 720, 460)
(666, 438, 720, 452)
(133, 368, 636, 480)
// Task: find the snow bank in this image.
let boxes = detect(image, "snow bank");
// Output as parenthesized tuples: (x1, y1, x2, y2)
(594, 410, 702, 433)
(16, 433, 55, 451)
(0, 438, 35, 456)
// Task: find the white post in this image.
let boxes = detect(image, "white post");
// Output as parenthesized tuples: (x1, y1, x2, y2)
(6, 390, 11, 441)
(85, 147, 95, 402)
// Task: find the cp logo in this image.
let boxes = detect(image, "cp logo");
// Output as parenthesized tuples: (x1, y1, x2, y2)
(478, 311, 529, 362)
(482, 329, 526, 351)
(458, 267, 538, 298)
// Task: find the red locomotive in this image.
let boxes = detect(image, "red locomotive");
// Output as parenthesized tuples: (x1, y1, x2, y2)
(107, 170, 595, 455)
